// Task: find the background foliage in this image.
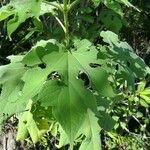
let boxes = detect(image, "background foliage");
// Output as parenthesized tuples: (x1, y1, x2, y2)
(0, 0, 150, 149)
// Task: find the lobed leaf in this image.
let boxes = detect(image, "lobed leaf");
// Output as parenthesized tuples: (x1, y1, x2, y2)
(100, 31, 150, 90)
(0, 0, 57, 38)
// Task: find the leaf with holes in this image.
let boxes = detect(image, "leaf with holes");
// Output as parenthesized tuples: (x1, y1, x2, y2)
(24, 39, 114, 146)
(0, 0, 57, 37)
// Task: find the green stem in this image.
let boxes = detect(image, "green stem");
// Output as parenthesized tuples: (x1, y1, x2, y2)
(54, 16, 66, 33)
(63, 0, 70, 47)
(64, 11, 69, 46)
(62, 0, 80, 47)
(43, 0, 80, 47)
(69, 143, 74, 150)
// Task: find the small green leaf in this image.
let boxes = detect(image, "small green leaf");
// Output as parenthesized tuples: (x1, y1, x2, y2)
(140, 89, 150, 96)
(136, 112, 143, 118)
(98, 111, 116, 131)
(137, 80, 146, 92)
(99, 9, 123, 33)
(140, 94, 150, 104)
(140, 99, 149, 107)
(91, 0, 101, 7)
(0, 5, 15, 21)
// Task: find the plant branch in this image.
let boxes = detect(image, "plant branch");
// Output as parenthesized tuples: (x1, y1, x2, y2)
(43, 0, 63, 12)
(54, 16, 66, 33)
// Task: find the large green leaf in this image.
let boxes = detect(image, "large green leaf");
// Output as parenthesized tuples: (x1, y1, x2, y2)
(38, 51, 98, 143)
(29, 39, 114, 145)
(0, 0, 57, 37)
(0, 39, 114, 148)
(99, 31, 150, 89)
(5, 0, 42, 37)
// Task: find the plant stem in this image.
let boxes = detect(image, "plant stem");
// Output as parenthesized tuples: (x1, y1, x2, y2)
(69, 143, 74, 150)
(43, 0, 80, 47)
(64, 12, 69, 46)
(62, 0, 80, 47)
(54, 16, 66, 33)
(63, 0, 68, 10)
(63, 0, 70, 47)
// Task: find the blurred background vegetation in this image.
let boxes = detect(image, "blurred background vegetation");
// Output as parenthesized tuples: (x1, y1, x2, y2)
(0, 0, 150, 149)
